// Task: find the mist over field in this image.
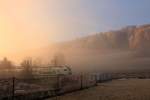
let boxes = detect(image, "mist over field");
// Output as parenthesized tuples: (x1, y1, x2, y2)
(0, 1, 150, 100)
(0, 0, 150, 74)
(7, 24, 150, 73)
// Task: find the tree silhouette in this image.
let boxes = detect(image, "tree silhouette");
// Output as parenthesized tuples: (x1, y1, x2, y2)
(0, 57, 14, 77)
(21, 58, 34, 79)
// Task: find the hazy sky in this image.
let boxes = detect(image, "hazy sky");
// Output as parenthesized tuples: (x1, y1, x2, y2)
(0, 0, 150, 54)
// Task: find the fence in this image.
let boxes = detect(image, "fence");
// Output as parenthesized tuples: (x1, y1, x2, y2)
(1, 70, 150, 100)
(0, 78, 14, 100)
(0, 73, 113, 100)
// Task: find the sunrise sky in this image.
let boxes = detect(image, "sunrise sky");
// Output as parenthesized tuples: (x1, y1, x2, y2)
(0, 0, 150, 54)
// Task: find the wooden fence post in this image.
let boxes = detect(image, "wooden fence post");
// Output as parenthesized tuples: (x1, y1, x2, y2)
(57, 75, 60, 90)
(80, 74, 83, 90)
(12, 77, 15, 100)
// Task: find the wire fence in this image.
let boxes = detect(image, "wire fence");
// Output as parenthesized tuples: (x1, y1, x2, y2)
(0, 78, 14, 99)
(0, 71, 150, 100)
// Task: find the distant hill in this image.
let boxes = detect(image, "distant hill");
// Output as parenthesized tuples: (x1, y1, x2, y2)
(60, 24, 150, 50)
(8, 24, 150, 72)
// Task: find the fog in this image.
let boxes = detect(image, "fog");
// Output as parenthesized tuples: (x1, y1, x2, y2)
(61, 49, 150, 73)
(22, 45, 148, 73)
(1, 41, 149, 74)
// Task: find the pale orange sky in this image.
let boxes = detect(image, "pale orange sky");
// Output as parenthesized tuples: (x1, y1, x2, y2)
(0, 0, 95, 54)
(0, 0, 73, 54)
(0, 0, 50, 54)
(0, 0, 149, 55)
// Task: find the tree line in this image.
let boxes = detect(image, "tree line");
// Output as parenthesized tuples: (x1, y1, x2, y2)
(0, 53, 66, 78)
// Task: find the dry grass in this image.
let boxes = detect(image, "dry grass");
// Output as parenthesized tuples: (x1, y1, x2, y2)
(47, 79, 150, 100)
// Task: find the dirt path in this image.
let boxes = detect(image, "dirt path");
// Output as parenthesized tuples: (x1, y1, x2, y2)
(46, 79, 150, 100)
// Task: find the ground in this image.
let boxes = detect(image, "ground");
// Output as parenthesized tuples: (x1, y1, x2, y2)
(46, 79, 150, 100)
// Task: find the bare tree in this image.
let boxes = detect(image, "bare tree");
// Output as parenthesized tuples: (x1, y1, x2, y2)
(20, 58, 34, 79)
(0, 57, 14, 77)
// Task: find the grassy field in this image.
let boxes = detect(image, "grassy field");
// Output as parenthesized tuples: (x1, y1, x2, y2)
(46, 79, 150, 100)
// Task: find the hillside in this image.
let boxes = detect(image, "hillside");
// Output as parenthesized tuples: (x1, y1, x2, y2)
(7, 24, 150, 72)
(55, 24, 150, 72)
(60, 24, 150, 51)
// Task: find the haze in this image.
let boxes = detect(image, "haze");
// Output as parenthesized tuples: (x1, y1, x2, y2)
(0, 0, 150, 56)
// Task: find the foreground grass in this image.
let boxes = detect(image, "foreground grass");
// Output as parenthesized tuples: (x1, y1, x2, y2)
(46, 79, 150, 100)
